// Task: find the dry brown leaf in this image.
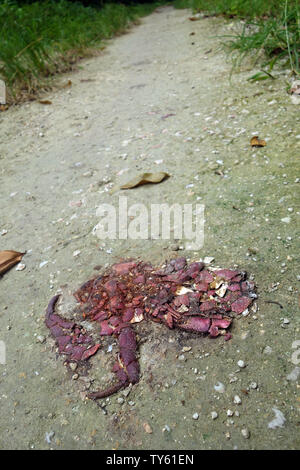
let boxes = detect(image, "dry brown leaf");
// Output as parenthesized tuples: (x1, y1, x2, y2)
(0, 104, 8, 112)
(250, 136, 266, 147)
(63, 80, 72, 88)
(39, 100, 52, 105)
(120, 172, 169, 189)
(0, 250, 25, 275)
(189, 16, 200, 21)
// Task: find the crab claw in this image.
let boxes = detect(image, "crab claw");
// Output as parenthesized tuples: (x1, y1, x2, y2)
(178, 316, 211, 333)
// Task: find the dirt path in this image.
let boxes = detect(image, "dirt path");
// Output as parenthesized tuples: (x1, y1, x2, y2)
(0, 6, 299, 450)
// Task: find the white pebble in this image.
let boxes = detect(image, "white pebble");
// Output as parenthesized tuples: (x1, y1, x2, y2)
(36, 335, 45, 344)
(214, 382, 225, 393)
(268, 408, 286, 429)
(237, 360, 246, 368)
(211, 411, 218, 420)
(234, 395, 242, 404)
(16, 263, 26, 271)
(241, 428, 250, 439)
(45, 431, 55, 444)
(39, 261, 48, 268)
(192, 413, 199, 420)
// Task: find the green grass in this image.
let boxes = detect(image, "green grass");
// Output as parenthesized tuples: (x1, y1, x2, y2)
(1, 0, 299, 102)
(173, 0, 300, 75)
(0, 0, 160, 102)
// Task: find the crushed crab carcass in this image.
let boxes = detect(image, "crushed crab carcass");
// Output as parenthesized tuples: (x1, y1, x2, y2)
(46, 257, 256, 399)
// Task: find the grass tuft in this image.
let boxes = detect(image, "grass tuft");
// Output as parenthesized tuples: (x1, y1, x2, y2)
(174, 0, 300, 75)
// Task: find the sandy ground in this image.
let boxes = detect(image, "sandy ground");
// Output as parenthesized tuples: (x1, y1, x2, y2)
(0, 6, 299, 450)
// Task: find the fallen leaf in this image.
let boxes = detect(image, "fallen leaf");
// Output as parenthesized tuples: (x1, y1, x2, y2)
(250, 136, 266, 147)
(63, 80, 72, 88)
(0, 104, 8, 112)
(39, 100, 52, 105)
(120, 172, 169, 189)
(189, 16, 200, 21)
(0, 250, 25, 275)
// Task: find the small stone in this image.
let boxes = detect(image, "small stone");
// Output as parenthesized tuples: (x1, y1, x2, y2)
(45, 431, 55, 444)
(178, 354, 186, 361)
(192, 413, 199, 420)
(69, 363, 77, 371)
(234, 395, 242, 405)
(234, 410, 240, 417)
(73, 250, 81, 257)
(182, 346, 192, 352)
(263, 345, 273, 354)
(286, 367, 300, 381)
(143, 422, 153, 434)
(128, 401, 135, 406)
(250, 382, 258, 389)
(117, 397, 124, 404)
(36, 335, 45, 344)
(122, 385, 131, 397)
(227, 410, 234, 417)
(16, 263, 26, 271)
(170, 244, 179, 251)
(241, 428, 250, 439)
(237, 360, 246, 368)
(282, 318, 290, 324)
(162, 425, 170, 433)
(72, 374, 79, 380)
(211, 411, 218, 420)
(214, 382, 225, 393)
(225, 431, 231, 440)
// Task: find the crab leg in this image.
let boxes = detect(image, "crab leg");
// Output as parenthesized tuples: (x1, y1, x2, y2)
(87, 326, 139, 400)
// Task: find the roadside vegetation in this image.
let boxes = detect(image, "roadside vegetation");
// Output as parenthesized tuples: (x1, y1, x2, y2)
(0, 0, 160, 102)
(0, 0, 299, 103)
(174, 0, 300, 76)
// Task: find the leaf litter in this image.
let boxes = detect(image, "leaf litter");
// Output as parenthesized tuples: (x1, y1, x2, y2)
(0, 250, 25, 275)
